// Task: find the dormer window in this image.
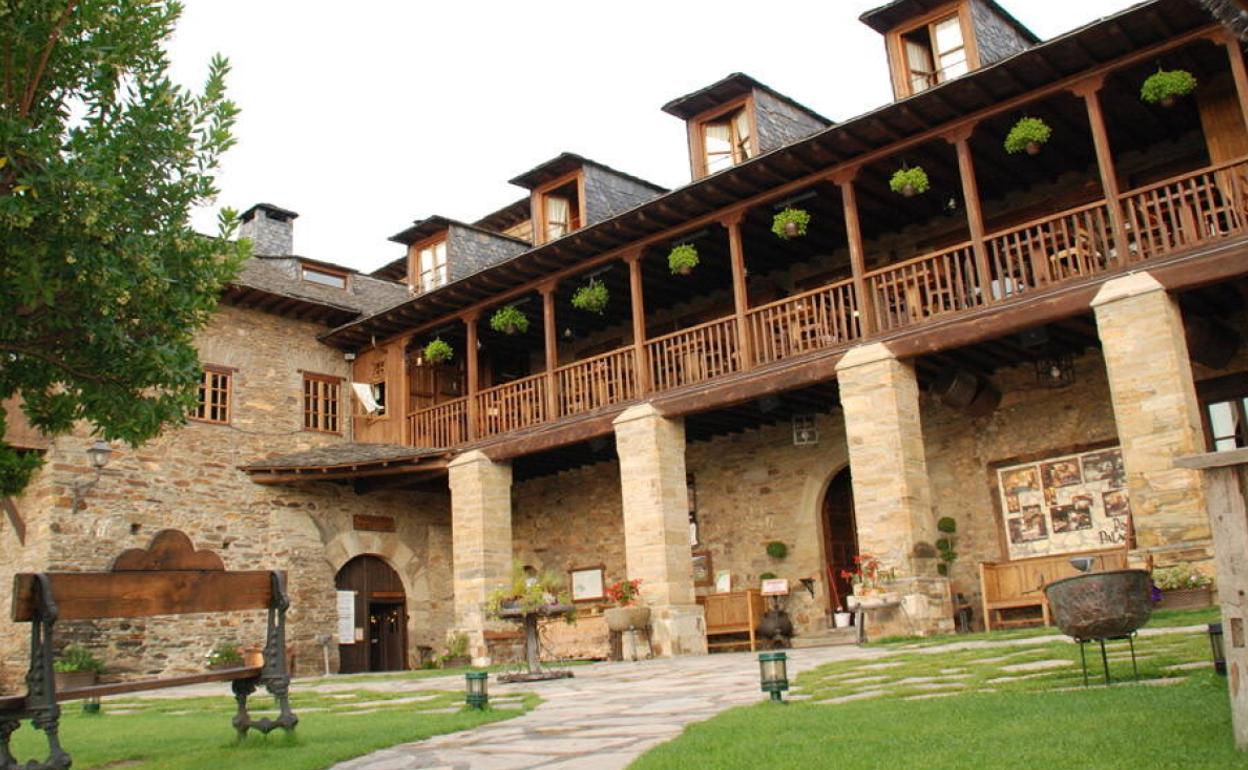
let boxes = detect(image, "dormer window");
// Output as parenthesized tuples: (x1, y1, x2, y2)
(703, 105, 754, 174)
(899, 13, 967, 95)
(411, 238, 448, 293)
(535, 173, 584, 244)
(301, 263, 348, 290)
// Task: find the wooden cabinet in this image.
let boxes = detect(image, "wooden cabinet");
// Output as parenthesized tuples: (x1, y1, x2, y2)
(701, 589, 764, 651)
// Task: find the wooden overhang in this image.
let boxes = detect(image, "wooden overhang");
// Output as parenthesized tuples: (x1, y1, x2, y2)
(507, 151, 669, 193)
(473, 197, 532, 236)
(660, 72, 834, 125)
(320, 0, 1220, 352)
(859, 0, 1040, 42)
(239, 444, 450, 485)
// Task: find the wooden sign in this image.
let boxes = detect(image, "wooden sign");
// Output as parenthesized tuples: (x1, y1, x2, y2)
(353, 514, 396, 533)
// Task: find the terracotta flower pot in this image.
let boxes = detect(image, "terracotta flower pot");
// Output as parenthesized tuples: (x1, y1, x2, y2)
(784, 220, 800, 238)
(1160, 95, 1177, 108)
(604, 606, 651, 633)
(1026, 141, 1042, 156)
(54, 670, 97, 690)
(1155, 585, 1212, 610)
(243, 646, 264, 668)
(902, 183, 917, 198)
(677, 266, 692, 276)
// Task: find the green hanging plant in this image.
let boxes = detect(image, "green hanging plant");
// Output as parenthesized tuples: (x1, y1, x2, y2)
(423, 337, 453, 364)
(1004, 117, 1052, 155)
(771, 207, 812, 240)
(571, 278, 609, 314)
(766, 540, 788, 560)
(1141, 68, 1197, 107)
(489, 305, 529, 335)
(668, 243, 699, 275)
(889, 166, 930, 197)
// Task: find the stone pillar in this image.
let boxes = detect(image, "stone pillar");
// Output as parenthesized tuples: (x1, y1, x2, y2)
(613, 404, 707, 656)
(447, 450, 513, 666)
(836, 342, 952, 638)
(1092, 273, 1213, 564)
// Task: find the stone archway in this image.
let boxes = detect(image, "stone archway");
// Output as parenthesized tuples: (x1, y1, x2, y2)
(335, 555, 408, 673)
(324, 531, 426, 671)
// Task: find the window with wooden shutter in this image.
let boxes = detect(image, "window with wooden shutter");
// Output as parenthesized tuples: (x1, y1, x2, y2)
(192, 366, 233, 425)
(303, 373, 342, 433)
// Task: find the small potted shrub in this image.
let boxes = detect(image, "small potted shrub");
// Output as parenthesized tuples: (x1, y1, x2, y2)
(1152, 563, 1214, 609)
(571, 278, 609, 314)
(1141, 68, 1197, 108)
(668, 243, 699, 275)
(1004, 117, 1052, 156)
(438, 631, 471, 669)
(759, 571, 778, 581)
(490, 305, 530, 335)
(603, 578, 649, 633)
(766, 541, 788, 560)
(889, 166, 930, 197)
(206, 641, 243, 671)
(424, 337, 453, 364)
(771, 207, 811, 240)
(54, 645, 104, 690)
(936, 516, 957, 576)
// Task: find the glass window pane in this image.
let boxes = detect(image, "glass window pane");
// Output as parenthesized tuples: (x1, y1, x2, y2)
(733, 110, 752, 160)
(1209, 400, 1238, 442)
(939, 53, 968, 80)
(933, 16, 963, 55)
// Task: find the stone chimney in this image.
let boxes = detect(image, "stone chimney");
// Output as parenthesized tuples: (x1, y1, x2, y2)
(239, 203, 298, 256)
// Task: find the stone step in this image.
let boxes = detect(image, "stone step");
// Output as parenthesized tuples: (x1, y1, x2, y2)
(789, 627, 858, 649)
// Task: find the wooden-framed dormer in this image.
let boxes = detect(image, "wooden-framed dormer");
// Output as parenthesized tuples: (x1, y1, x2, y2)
(299, 260, 351, 291)
(532, 169, 587, 245)
(406, 232, 449, 294)
(688, 95, 759, 180)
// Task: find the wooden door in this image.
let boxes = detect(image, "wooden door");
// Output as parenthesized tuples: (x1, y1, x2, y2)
(821, 468, 859, 613)
(335, 555, 408, 674)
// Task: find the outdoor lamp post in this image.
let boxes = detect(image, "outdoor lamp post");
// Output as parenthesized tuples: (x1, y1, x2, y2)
(71, 440, 114, 513)
(1209, 622, 1226, 676)
(758, 651, 789, 703)
(465, 671, 489, 710)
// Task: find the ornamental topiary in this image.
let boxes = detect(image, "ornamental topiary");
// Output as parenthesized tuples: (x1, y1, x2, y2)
(668, 243, 699, 275)
(1141, 68, 1197, 107)
(766, 540, 788, 559)
(889, 166, 930, 197)
(424, 337, 453, 364)
(571, 278, 609, 314)
(771, 207, 812, 240)
(1004, 117, 1052, 155)
(490, 305, 529, 335)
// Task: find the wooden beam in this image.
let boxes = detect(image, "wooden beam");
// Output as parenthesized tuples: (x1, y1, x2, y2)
(541, 282, 560, 420)
(947, 126, 994, 306)
(1221, 33, 1248, 139)
(832, 170, 876, 335)
(722, 213, 754, 371)
(626, 251, 651, 394)
(12, 571, 275, 622)
(464, 312, 480, 440)
(1072, 77, 1131, 264)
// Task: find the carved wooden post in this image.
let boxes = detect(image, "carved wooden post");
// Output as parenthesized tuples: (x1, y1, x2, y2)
(1218, 31, 1248, 139)
(626, 252, 651, 395)
(832, 168, 875, 337)
(721, 212, 754, 371)
(1073, 76, 1130, 264)
(464, 312, 480, 440)
(540, 281, 559, 420)
(945, 124, 993, 305)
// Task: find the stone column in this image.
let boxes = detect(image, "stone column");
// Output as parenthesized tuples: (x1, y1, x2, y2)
(613, 403, 707, 656)
(1092, 272, 1213, 564)
(836, 342, 952, 638)
(447, 450, 513, 665)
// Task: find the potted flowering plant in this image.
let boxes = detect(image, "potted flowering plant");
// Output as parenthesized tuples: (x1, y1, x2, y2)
(1152, 563, 1214, 609)
(771, 207, 811, 240)
(1141, 68, 1197, 108)
(668, 244, 699, 275)
(489, 305, 530, 335)
(486, 562, 575, 678)
(603, 578, 649, 633)
(205, 641, 243, 671)
(1004, 116, 1052, 156)
(889, 166, 930, 197)
(842, 554, 900, 610)
(571, 278, 609, 314)
(424, 337, 453, 364)
(54, 645, 104, 690)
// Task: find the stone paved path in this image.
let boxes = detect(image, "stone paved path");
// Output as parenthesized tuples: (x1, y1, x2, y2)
(331, 645, 877, 770)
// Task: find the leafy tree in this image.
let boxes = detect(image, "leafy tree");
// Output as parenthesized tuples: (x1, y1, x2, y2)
(0, 1, 247, 496)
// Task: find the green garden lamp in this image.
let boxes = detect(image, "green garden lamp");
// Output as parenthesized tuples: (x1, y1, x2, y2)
(1209, 622, 1226, 676)
(465, 670, 489, 710)
(759, 651, 789, 703)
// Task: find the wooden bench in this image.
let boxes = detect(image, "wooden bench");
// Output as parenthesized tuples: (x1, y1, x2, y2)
(0, 530, 297, 769)
(979, 548, 1129, 631)
(701, 589, 764, 651)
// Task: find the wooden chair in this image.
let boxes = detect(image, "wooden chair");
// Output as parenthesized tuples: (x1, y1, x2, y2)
(0, 530, 297, 769)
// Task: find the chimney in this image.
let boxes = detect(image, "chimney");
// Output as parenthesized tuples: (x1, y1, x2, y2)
(239, 203, 298, 256)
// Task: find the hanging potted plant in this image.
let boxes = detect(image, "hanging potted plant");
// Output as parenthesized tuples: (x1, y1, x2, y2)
(668, 243, 699, 275)
(889, 166, 930, 198)
(571, 278, 609, 315)
(424, 337, 454, 365)
(1141, 68, 1197, 108)
(490, 305, 530, 335)
(771, 207, 811, 240)
(1004, 117, 1052, 156)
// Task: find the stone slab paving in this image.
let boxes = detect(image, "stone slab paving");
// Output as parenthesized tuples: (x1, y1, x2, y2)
(332, 645, 875, 770)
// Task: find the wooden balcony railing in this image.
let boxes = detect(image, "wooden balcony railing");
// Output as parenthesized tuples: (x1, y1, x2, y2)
(475, 373, 547, 438)
(865, 241, 983, 332)
(408, 397, 468, 448)
(556, 347, 638, 418)
(404, 159, 1248, 450)
(646, 317, 741, 393)
(747, 278, 860, 367)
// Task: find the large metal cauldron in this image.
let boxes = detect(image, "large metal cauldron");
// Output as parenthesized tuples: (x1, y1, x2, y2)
(1043, 569, 1152, 639)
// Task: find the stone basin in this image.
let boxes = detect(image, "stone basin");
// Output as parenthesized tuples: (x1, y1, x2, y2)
(847, 593, 902, 611)
(1043, 569, 1152, 640)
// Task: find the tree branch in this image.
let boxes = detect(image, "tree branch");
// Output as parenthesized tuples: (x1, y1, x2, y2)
(0, 341, 129, 387)
(19, 0, 79, 119)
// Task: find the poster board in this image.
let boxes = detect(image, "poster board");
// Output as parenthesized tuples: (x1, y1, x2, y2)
(995, 445, 1131, 560)
(336, 590, 356, 645)
(569, 565, 605, 602)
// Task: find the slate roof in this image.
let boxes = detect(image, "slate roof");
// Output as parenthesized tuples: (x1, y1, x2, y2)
(224, 256, 412, 323)
(238, 442, 444, 472)
(661, 72, 834, 125)
(859, 0, 1040, 42)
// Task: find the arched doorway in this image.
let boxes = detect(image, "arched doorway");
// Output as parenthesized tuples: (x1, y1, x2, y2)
(335, 555, 408, 674)
(821, 468, 859, 614)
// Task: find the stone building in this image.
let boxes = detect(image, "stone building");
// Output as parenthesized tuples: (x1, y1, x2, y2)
(5, 0, 1248, 685)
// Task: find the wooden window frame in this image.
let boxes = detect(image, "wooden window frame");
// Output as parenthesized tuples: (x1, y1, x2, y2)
(406, 233, 449, 294)
(532, 170, 587, 245)
(688, 94, 759, 180)
(190, 364, 234, 425)
(1197, 372, 1248, 451)
(302, 372, 343, 434)
(300, 262, 351, 291)
(885, 0, 980, 100)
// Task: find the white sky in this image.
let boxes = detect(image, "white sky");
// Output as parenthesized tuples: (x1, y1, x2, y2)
(168, 0, 1137, 274)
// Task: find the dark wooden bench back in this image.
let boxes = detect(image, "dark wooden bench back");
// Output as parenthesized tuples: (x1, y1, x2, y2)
(11, 529, 279, 622)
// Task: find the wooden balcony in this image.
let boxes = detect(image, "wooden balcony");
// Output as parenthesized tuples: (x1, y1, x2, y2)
(403, 158, 1248, 449)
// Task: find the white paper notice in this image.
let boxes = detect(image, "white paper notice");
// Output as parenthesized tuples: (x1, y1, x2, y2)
(336, 590, 356, 644)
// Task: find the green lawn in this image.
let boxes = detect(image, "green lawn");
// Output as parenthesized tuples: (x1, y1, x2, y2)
(8, 688, 538, 770)
(632, 625, 1246, 770)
